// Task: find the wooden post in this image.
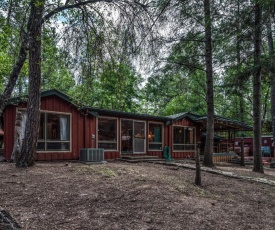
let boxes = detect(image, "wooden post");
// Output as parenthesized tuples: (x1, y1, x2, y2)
(233, 129, 236, 152)
(272, 138, 274, 158)
(227, 129, 231, 152)
(195, 142, 201, 186)
(240, 138, 245, 166)
(11, 112, 23, 162)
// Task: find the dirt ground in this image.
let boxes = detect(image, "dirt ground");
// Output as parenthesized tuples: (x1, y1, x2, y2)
(1, 160, 275, 230)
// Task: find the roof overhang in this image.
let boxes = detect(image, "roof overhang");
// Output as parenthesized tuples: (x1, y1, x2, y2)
(83, 107, 170, 122)
(6, 90, 253, 132)
(7, 89, 74, 106)
(195, 116, 253, 131)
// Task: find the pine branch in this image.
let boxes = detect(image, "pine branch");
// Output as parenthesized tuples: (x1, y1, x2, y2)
(42, 0, 112, 23)
(165, 60, 205, 72)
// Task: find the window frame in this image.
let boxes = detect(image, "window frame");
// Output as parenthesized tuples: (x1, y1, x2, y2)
(148, 122, 164, 151)
(97, 116, 118, 151)
(172, 125, 196, 152)
(17, 109, 72, 152)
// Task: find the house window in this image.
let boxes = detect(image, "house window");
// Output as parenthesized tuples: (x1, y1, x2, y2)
(19, 110, 71, 151)
(98, 118, 117, 150)
(173, 126, 195, 151)
(148, 123, 163, 150)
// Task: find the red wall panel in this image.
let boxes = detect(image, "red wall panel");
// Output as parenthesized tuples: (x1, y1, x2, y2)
(4, 95, 92, 161)
(169, 118, 199, 159)
(4, 105, 16, 160)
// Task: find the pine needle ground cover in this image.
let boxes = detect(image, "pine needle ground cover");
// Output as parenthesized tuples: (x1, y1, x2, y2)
(1, 161, 275, 229)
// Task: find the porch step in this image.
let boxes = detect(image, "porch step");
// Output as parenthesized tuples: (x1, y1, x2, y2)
(118, 155, 165, 163)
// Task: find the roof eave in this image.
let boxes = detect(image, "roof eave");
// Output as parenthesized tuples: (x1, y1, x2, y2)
(84, 107, 171, 122)
(195, 117, 253, 131)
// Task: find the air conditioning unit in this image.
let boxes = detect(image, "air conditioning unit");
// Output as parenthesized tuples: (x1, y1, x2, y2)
(79, 148, 106, 164)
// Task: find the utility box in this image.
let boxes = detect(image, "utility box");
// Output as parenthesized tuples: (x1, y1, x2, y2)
(79, 148, 106, 164)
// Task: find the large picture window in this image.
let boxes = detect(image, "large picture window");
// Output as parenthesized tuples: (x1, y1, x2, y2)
(19, 110, 71, 151)
(148, 123, 163, 150)
(98, 118, 117, 150)
(173, 126, 195, 151)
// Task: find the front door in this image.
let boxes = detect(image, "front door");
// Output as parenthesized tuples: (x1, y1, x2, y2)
(121, 119, 145, 154)
(133, 121, 145, 153)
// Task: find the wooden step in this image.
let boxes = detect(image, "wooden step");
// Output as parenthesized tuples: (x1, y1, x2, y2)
(120, 155, 160, 160)
(118, 155, 165, 163)
(118, 158, 165, 163)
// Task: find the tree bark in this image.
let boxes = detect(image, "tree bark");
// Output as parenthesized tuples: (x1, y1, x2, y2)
(195, 143, 201, 186)
(0, 45, 27, 116)
(203, 0, 214, 167)
(236, 0, 245, 123)
(240, 138, 245, 166)
(11, 112, 22, 162)
(267, 6, 275, 159)
(253, 2, 263, 173)
(16, 0, 45, 167)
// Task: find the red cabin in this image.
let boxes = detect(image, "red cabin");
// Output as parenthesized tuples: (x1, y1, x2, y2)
(3, 90, 253, 161)
(229, 136, 274, 157)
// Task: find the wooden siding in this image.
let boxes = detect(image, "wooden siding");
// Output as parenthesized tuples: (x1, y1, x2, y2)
(212, 153, 236, 163)
(169, 118, 200, 159)
(147, 151, 163, 158)
(104, 151, 120, 160)
(4, 95, 96, 161)
(171, 151, 195, 159)
(213, 155, 233, 163)
(3, 105, 17, 160)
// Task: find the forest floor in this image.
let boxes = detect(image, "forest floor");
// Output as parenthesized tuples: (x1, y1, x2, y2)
(1, 160, 275, 230)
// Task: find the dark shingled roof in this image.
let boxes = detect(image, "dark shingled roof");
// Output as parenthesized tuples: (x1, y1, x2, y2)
(7, 89, 253, 131)
(8, 89, 74, 105)
(195, 115, 252, 131)
(82, 107, 171, 122)
(166, 112, 201, 121)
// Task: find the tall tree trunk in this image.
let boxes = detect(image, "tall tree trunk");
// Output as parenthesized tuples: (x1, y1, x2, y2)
(195, 143, 201, 185)
(237, 0, 245, 123)
(203, 0, 214, 167)
(0, 1, 35, 116)
(11, 112, 23, 162)
(253, 2, 263, 173)
(6, 0, 13, 25)
(16, 0, 45, 167)
(0, 45, 27, 116)
(267, 6, 275, 159)
(240, 138, 245, 166)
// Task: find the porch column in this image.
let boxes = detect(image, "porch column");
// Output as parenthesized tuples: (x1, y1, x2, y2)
(233, 129, 236, 152)
(227, 129, 230, 152)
